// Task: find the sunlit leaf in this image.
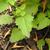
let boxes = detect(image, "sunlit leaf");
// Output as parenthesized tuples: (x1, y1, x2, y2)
(15, 0, 38, 37)
(10, 27, 26, 42)
(33, 12, 50, 30)
(15, 15, 33, 37)
(0, 14, 13, 25)
(0, 0, 9, 12)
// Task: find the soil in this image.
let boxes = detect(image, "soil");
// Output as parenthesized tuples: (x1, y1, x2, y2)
(0, 25, 50, 50)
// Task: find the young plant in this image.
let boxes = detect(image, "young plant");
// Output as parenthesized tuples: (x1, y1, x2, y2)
(0, 0, 50, 44)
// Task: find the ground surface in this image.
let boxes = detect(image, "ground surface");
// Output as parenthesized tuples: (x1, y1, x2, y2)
(0, 25, 50, 50)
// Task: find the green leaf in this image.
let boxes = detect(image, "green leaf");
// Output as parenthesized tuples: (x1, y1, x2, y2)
(32, 4, 39, 15)
(14, 0, 40, 37)
(14, 0, 38, 37)
(0, 14, 13, 25)
(37, 39, 45, 50)
(0, 0, 9, 12)
(13, 0, 39, 16)
(0, 0, 16, 12)
(25, 0, 39, 15)
(45, 38, 50, 50)
(33, 12, 50, 30)
(10, 27, 26, 42)
(15, 14, 33, 37)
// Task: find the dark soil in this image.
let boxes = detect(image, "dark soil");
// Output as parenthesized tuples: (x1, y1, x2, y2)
(0, 24, 50, 50)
